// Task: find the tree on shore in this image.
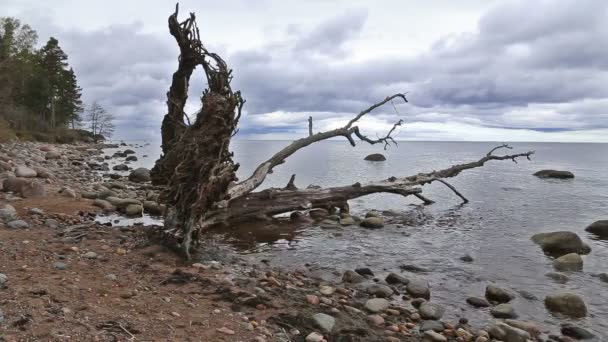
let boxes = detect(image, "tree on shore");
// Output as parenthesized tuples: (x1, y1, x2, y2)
(0, 18, 83, 133)
(86, 101, 114, 141)
(152, 5, 534, 259)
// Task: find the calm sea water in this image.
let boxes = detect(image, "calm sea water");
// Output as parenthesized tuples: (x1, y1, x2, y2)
(111, 140, 608, 337)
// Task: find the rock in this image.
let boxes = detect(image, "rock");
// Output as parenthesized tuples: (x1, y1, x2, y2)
(123, 149, 136, 155)
(93, 199, 115, 212)
(561, 324, 594, 340)
(61, 187, 77, 198)
(112, 164, 129, 171)
(125, 155, 138, 161)
(125, 204, 143, 217)
(456, 328, 474, 342)
(487, 324, 507, 340)
(504, 320, 541, 338)
(466, 297, 490, 308)
(2, 176, 25, 193)
(460, 254, 474, 262)
(406, 278, 430, 299)
(491, 303, 517, 318)
(553, 253, 583, 271)
(81, 191, 98, 199)
(0, 204, 17, 222)
(360, 216, 384, 229)
(0, 273, 7, 285)
(6, 220, 29, 229)
(364, 298, 390, 313)
(143, 201, 165, 215)
(419, 302, 445, 320)
(584, 220, 608, 239)
(365, 211, 381, 218)
(45, 151, 61, 160)
(28, 207, 44, 215)
(367, 314, 384, 326)
(419, 320, 444, 332)
(531, 231, 591, 256)
(15, 166, 37, 178)
(319, 285, 335, 295)
(496, 323, 531, 342)
(33, 166, 52, 178)
(485, 284, 514, 303)
(364, 153, 386, 161)
(533, 170, 574, 179)
(385, 272, 409, 285)
(305, 332, 324, 342)
(544, 292, 587, 318)
(342, 270, 365, 283)
(309, 208, 329, 220)
(21, 179, 45, 198)
(365, 284, 393, 298)
(355, 267, 374, 277)
(83, 251, 98, 259)
(312, 313, 335, 333)
(53, 262, 67, 270)
(546, 272, 570, 284)
(423, 330, 447, 342)
(339, 216, 356, 226)
(128, 168, 151, 182)
(597, 272, 608, 283)
(306, 295, 320, 305)
(216, 327, 235, 335)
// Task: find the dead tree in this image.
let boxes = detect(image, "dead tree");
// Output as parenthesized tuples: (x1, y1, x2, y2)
(153, 5, 534, 259)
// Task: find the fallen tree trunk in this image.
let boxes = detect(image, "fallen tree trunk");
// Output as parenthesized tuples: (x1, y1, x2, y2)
(153, 5, 534, 258)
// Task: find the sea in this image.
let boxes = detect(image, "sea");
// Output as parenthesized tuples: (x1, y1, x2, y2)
(103, 140, 608, 338)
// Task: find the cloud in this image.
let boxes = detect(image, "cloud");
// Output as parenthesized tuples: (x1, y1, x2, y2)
(8, 0, 607, 142)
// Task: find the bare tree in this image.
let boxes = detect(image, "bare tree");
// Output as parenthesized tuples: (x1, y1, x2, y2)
(152, 5, 534, 259)
(87, 101, 115, 142)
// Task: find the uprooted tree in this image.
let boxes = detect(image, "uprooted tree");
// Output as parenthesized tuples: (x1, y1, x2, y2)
(151, 5, 534, 259)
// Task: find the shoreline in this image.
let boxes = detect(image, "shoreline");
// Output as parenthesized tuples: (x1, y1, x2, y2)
(0, 141, 597, 341)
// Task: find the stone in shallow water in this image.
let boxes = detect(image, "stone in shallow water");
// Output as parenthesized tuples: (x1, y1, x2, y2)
(485, 284, 514, 303)
(406, 278, 430, 299)
(585, 220, 608, 239)
(545, 272, 569, 284)
(533, 169, 574, 179)
(342, 270, 365, 283)
(419, 320, 444, 332)
(360, 216, 384, 229)
(544, 292, 587, 318)
(491, 303, 517, 318)
(419, 302, 445, 320)
(561, 324, 595, 340)
(531, 231, 591, 257)
(385, 272, 408, 285)
(553, 253, 583, 271)
(466, 297, 490, 308)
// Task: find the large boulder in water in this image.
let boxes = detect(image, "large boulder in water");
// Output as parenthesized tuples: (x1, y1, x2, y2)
(533, 170, 574, 179)
(364, 153, 386, 161)
(128, 168, 150, 183)
(585, 220, 608, 239)
(544, 292, 587, 318)
(531, 231, 591, 257)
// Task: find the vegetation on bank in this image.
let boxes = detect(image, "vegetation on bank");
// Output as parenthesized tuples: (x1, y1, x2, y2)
(0, 17, 112, 143)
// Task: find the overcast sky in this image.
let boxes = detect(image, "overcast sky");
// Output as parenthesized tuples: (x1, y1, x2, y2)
(5, 0, 608, 142)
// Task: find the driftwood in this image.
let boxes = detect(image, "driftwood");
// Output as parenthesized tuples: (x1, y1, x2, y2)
(153, 5, 534, 258)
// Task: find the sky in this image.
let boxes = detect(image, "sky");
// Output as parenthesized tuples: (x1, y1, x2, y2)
(4, 0, 608, 143)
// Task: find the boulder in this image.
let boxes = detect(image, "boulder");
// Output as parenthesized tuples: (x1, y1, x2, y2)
(495, 323, 531, 342)
(112, 164, 129, 171)
(2, 177, 26, 193)
(128, 168, 151, 183)
(125, 156, 138, 161)
(585, 220, 608, 239)
(33, 167, 52, 178)
(364, 153, 386, 161)
(339, 216, 356, 226)
(531, 231, 591, 256)
(143, 201, 165, 215)
(504, 320, 542, 338)
(309, 208, 329, 220)
(485, 284, 514, 303)
(553, 253, 583, 271)
(360, 216, 384, 229)
(364, 284, 393, 298)
(93, 199, 115, 212)
(545, 272, 569, 284)
(533, 170, 574, 179)
(123, 149, 136, 155)
(561, 324, 595, 340)
(419, 320, 444, 332)
(406, 278, 430, 299)
(544, 292, 587, 318)
(15, 166, 36, 178)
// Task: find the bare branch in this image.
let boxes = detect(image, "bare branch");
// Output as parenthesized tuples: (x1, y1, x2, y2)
(308, 116, 313, 137)
(433, 179, 469, 203)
